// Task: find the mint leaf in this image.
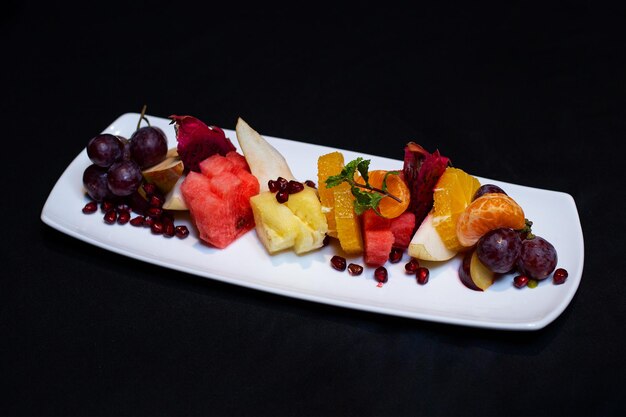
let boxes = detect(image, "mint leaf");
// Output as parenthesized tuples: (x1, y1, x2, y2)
(323, 156, 402, 217)
(356, 159, 370, 185)
(325, 173, 346, 188)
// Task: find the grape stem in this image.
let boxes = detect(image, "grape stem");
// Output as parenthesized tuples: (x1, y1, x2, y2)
(136, 104, 151, 130)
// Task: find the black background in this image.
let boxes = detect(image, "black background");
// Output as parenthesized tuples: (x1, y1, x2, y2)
(3, 3, 626, 416)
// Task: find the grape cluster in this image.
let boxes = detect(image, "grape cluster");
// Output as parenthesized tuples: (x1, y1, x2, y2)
(83, 122, 167, 201)
(472, 184, 566, 287)
(81, 111, 188, 239)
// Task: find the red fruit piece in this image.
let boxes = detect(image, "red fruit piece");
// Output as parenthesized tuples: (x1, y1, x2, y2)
(330, 255, 347, 271)
(181, 152, 260, 249)
(389, 211, 416, 249)
(402, 142, 450, 231)
(374, 266, 388, 283)
(362, 209, 416, 267)
(416, 267, 429, 285)
(553, 268, 568, 285)
(362, 209, 394, 267)
(347, 263, 364, 276)
(169, 114, 236, 172)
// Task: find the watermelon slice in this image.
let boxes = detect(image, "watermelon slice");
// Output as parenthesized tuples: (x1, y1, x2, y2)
(181, 151, 260, 248)
(362, 209, 417, 266)
(362, 209, 394, 267)
(389, 211, 416, 249)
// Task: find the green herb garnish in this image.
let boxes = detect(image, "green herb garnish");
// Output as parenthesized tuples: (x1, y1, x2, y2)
(325, 157, 402, 215)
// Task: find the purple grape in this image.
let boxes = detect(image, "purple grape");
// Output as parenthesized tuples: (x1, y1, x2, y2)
(107, 160, 143, 196)
(82, 164, 112, 202)
(517, 236, 558, 280)
(129, 126, 168, 168)
(473, 184, 507, 201)
(117, 135, 132, 161)
(87, 134, 124, 167)
(476, 228, 522, 273)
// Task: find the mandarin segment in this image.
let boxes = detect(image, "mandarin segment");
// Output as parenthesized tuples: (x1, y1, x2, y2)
(431, 167, 481, 252)
(456, 193, 526, 247)
(355, 170, 410, 219)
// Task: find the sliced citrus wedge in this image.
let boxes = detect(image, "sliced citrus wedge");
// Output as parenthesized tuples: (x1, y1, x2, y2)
(431, 167, 481, 252)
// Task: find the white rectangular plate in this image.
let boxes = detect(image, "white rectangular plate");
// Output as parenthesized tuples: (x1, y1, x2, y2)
(41, 113, 584, 331)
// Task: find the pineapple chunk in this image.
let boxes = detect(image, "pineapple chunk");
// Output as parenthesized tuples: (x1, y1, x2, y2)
(285, 186, 328, 253)
(250, 187, 328, 255)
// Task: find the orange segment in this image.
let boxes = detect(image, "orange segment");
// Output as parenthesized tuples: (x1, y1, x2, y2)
(432, 167, 481, 252)
(354, 170, 410, 219)
(456, 193, 526, 247)
(317, 151, 364, 254)
(317, 152, 343, 237)
(334, 183, 364, 255)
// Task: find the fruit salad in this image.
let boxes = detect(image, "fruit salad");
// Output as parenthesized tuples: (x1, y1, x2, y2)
(79, 109, 567, 291)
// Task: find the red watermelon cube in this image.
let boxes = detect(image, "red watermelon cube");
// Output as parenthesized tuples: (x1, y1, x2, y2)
(181, 152, 260, 248)
(362, 209, 416, 266)
(389, 211, 416, 249)
(362, 209, 394, 267)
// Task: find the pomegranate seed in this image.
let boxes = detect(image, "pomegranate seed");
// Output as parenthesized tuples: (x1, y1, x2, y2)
(101, 200, 115, 212)
(553, 268, 568, 285)
(276, 177, 288, 191)
(405, 259, 419, 274)
(149, 195, 164, 208)
(116, 202, 131, 213)
(144, 216, 156, 227)
(416, 267, 429, 285)
(163, 221, 175, 237)
(276, 190, 289, 203)
(130, 216, 145, 227)
(175, 225, 189, 238)
(82, 201, 98, 214)
(514, 275, 529, 288)
(287, 180, 304, 194)
(151, 220, 164, 234)
(330, 255, 347, 271)
(268, 179, 280, 193)
(304, 180, 316, 189)
(147, 207, 163, 218)
(374, 266, 388, 283)
(142, 182, 157, 196)
(117, 210, 131, 225)
(103, 209, 117, 224)
(347, 263, 364, 276)
(389, 247, 403, 263)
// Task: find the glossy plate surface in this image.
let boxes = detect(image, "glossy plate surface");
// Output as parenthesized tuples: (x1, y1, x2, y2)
(41, 113, 584, 331)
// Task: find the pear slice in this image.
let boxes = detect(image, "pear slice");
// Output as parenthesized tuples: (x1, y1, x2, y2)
(458, 249, 496, 291)
(235, 117, 295, 191)
(142, 148, 184, 194)
(408, 212, 457, 261)
(162, 174, 188, 210)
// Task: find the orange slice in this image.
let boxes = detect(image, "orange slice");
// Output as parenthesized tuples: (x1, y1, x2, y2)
(317, 152, 364, 254)
(456, 193, 526, 247)
(334, 182, 364, 255)
(355, 170, 410, 219)
(432, 167, 481, 252)
(317, 152, 343, 237)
